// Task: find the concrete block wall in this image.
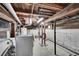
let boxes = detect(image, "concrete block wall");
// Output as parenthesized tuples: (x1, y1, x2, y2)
(0, 31, 7, 38)
(29, 29, 79, 53)
(46, 29, 79, 53)
(29, 29, 38, 37)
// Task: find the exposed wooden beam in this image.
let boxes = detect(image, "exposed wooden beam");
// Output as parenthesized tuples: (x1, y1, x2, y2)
(30, 4, 34, 18)
(16, 12, 50, 18)
(0, 4, 13, 18)
(44, 4, 79, 23)
(57, 22, 79, 29)
(38, 4, 73, 24)
(12, 3, 64, 12)
(56, 15, 79, 25)
(35, 4, 64, 11)
(0, 12, 15, 22)
(21, 3, 64, 11)
(0, 5, 15, 22)
(12, 5, 31, 13)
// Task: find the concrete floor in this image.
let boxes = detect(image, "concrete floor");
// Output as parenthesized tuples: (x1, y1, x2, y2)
(33, 38, 54, 56)
(33, 38, 77, 56)
(11, 35, 78, 56)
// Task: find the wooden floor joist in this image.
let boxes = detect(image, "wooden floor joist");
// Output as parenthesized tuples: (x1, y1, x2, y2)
(35, 4, 64, 11)
(44, 4, 79, 23)
(16, 12, 50, 18)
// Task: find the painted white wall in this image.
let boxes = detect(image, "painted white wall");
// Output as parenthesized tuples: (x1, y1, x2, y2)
(7, 31, 10, 39)
(29, 29, 79, 53)
(21, 27, 27, 35)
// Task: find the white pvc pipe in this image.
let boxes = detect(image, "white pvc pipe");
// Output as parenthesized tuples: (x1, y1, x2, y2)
(3, 3, 22, 25)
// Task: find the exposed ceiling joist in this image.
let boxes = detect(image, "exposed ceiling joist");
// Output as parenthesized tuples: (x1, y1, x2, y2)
(0, 4, 15, 22)
(56, 15, 79, 25)
(35, 4, 64, 11)
(44, 4, 79, 23)
(30, 4, 34, 18)
(16, 12, 50, 18)
(0, 12, 15, 22)
(45, 8, 79, 23)
(3, 3, 22, 25)
(57, 22, 79, 28)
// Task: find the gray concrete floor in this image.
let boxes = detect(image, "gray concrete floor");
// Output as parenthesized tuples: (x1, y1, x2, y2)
(33, 38, 55, 56)
(33, 38, 77, 56)
(12, 36, 77, 56)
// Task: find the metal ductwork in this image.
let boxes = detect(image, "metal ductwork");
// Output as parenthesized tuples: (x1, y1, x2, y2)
(2, 3, 22, 25)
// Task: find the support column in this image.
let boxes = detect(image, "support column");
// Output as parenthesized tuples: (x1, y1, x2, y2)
(20, 26, 21, 35)
(53, 21, 56, 55)
(38, 26, 40, 40)
(10, 22, 16, 38)
(52, 24, 53, 29)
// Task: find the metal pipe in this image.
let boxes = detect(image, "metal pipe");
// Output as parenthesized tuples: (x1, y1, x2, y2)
(29, 4, 35, 25)
(2, 3, 22, 25)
